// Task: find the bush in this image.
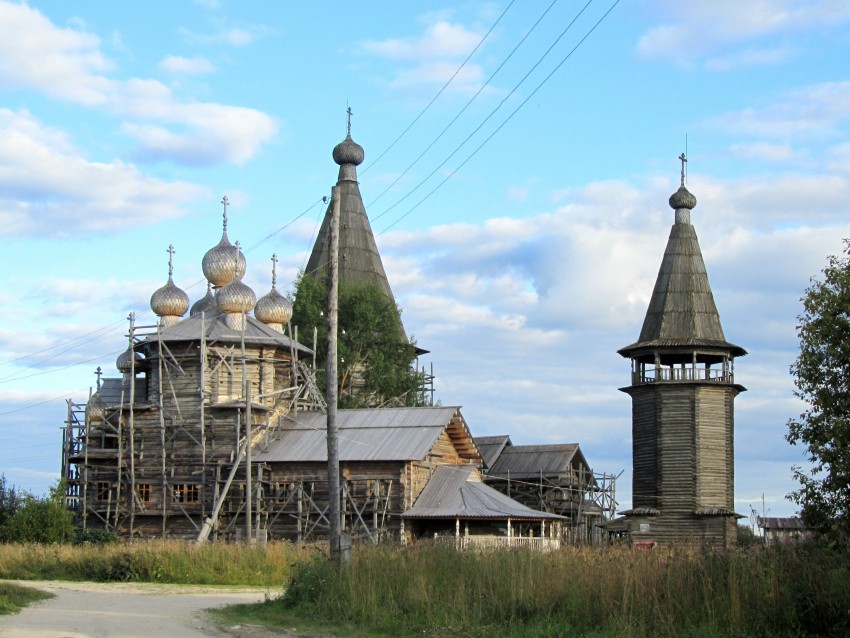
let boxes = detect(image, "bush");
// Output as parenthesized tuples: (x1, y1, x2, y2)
(73, 528, 119, 546)
(0, 498, 75, 544)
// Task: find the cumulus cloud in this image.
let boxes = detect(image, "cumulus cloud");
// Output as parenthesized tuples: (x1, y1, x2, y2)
(0, 109, 207, 236)
(0, 1, 277, 166)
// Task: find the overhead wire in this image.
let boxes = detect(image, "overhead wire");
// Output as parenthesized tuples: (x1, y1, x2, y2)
(379, 0, 621, 234)
(373, 0, 600, 226)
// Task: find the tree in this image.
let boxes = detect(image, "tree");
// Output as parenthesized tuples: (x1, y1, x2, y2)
(0, 481, 75, 544)
(787, 240, 850, 538)
(0, 474, 24, 529)
(291, 272, 425, 408)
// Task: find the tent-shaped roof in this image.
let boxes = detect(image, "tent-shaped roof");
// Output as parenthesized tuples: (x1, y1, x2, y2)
(618, 184, 745, 358)
(403, 465, 565, 520)
(143, 311, 312, 352)
(473, 435, 512, 469)
(485, 443, 588, 480)
(254, 406, 480, 464)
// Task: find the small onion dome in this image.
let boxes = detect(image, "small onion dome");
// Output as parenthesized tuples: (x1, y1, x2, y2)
(669, 185, 697, 211)
(216, 279, 256, 315)
(150, 278, 190, 326)
(116, 347, 143, 374)
(87, 392, 105, 421)
(202, 233, 246, 287)
(332, 134, 365, 166)
(255, 288, 293, 332)
(190, 282, 216, 317)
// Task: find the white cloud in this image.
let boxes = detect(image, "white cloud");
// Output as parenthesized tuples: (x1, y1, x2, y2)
(0, 2, 277, 166)
(158, 54, 216, 75)
(0, 109, 207, 236)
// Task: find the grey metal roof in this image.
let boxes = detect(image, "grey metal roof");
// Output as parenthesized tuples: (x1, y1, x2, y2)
(758, 516, 809, 531)
(143, 312, 312, 353)
(96, 377, 147, 406)
(403, 465, 565, 520)
(486, 443, 586, 479)
(473, 435, 512, 469)
(254, 406, 466, 463)
(619, 193, 746, 358)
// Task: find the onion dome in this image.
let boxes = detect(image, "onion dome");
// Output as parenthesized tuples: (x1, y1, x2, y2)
(216, 279, 257, 314)
(202, 196, 246, 287)
(669, 185, 697, 211)
(255, 254, 293, 332)
(333, 133, 365, 167)
(190, 282, 217, 317)
(87, 392, 105, 421)
(116, 347, 143, 374)
(151, 245, 189, 327)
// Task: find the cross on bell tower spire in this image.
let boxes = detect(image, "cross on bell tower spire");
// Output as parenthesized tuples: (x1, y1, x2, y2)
(346, 106, 353, 137)
(679, 152, 687, 186)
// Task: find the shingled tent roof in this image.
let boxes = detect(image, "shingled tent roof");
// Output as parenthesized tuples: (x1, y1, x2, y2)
(618, 182, 746, 358)
(403, 465, 565, 521)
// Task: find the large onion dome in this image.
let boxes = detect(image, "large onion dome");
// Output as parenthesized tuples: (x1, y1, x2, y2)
(202, 195, 246, 287)
(332, 133, 365, 167)
(216, 280, 257, 314)
(190, 282, 217, 317)
(151, 245, 189, 327)
(255, 254, 292, 333)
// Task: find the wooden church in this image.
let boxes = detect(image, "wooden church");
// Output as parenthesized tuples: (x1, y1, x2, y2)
(617, 158, 746, 548)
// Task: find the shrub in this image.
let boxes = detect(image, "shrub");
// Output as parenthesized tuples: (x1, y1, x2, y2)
(73, 528, 120, 546)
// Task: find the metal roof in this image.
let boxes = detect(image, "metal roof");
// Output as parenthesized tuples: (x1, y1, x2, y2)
(143, 312, 312, 352)
(403, 465, 565, 520)
(473, 435, 512, 469)
(486, 443, 586, 479)
(758, 516, 809, 531)
(254, 406, 466, 463)
(96, 377, 148, 407)
(619, 198, 746, 358)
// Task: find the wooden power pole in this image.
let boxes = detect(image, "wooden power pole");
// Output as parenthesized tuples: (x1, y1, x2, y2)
(327, 185, 342, 562)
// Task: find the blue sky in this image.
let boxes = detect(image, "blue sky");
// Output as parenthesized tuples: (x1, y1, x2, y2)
(2, 0, 850, 521)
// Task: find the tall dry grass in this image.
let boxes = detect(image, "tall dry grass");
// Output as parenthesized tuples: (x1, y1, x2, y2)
(277, 542, 850, 637)
(0, 540, 317, 586)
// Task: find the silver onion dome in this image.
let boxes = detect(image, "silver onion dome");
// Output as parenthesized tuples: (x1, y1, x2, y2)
(669, 185, 697, 211)
(202, 196, 246, 287)
(116, 347, 143, 374)
(151, 245, 189, 327)
(87, 392, 105, 421)
(190, 282, 216, 317)
(254, 254, 292, 332)
(216, 279, 256, 314)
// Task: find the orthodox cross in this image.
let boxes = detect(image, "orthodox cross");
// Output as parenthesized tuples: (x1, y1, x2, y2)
(271, 253, 278, 288)
(95, 366, 103, 390)
(167, 244, 175, 279)
(346, 106, 353, 136)
(679, 153, 687, 186)
(221, 195, 230, 232)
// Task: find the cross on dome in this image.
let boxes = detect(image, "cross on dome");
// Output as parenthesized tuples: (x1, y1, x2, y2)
(221, 195, 230, 232)
(679, 153, 687, 186)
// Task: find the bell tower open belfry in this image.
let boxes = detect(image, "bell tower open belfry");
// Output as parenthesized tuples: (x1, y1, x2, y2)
(618, 156, 746, 548)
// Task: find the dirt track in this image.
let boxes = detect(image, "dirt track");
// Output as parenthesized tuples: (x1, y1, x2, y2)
(0, 580, 301, 638)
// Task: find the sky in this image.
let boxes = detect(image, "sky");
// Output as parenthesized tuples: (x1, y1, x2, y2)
(2, 0, 849, 523)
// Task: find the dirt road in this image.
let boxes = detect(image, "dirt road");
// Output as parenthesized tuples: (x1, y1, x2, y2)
(0, 580, 292, 638)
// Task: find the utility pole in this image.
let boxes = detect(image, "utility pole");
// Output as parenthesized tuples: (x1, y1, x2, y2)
(327, 185, 342, 563)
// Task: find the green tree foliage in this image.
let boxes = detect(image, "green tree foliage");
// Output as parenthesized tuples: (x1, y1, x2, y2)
(787, 240, 850, 538)
(0, 475, 24, 530)
(291, 273, 424, 408)
(0, 481, 75, 544)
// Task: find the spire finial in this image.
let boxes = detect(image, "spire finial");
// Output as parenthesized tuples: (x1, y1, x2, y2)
(271, 253, 278, 288)
(95, 366, 103, 390)
(167, 244, 175, 279)
(346, 106, 353, 137)
(679, 152, 687, 187)
(221, 195, 229, 232)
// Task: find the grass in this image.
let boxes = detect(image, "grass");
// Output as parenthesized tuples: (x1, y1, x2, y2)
(0, 582, 54, 615)
(2, 540, 849, 636)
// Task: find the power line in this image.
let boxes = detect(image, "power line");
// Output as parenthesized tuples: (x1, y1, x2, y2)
(372, 0, 599, 225)
(379, 0, 621, 234)
(360, 0, 517, 176)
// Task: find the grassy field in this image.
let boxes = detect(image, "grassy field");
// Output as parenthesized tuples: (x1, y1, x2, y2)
(0, 582, 54, 615)
(2, 540, 848, 636)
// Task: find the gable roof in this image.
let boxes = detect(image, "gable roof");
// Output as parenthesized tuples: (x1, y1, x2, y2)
(403, 465, 565, 520)
(473, 435, 512, 469)
(254, 406, 480, 463)
(485, 443, 588, 480)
